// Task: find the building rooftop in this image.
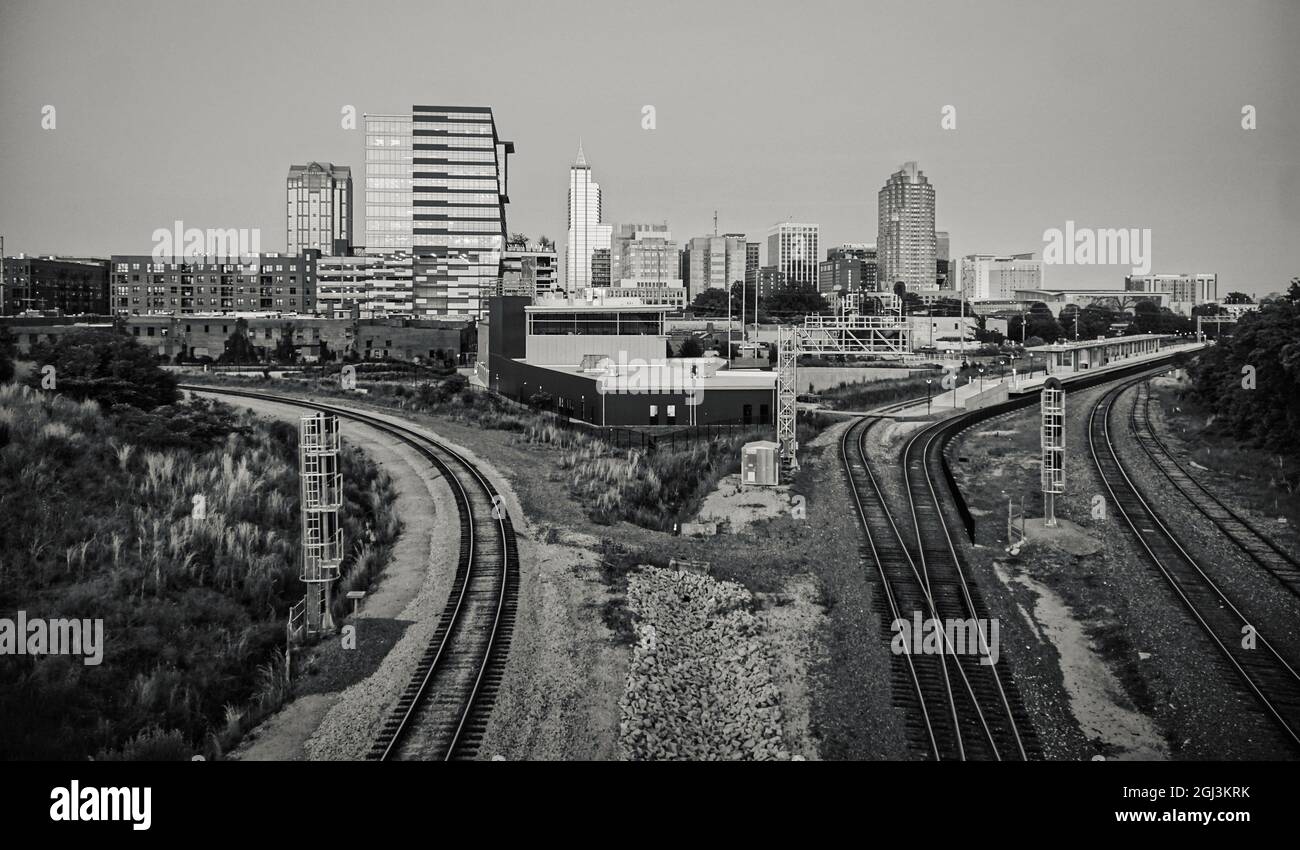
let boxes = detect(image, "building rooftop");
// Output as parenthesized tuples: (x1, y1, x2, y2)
(1027, 333, 1170, 352)
(524, 303, 669, 314)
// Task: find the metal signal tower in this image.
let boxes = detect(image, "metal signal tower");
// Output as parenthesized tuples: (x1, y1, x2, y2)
(776, 325, 799, 474)
(299, 412, 343, 634)
(775, 313, 914, 472)
(1040, 378, 1065, 527)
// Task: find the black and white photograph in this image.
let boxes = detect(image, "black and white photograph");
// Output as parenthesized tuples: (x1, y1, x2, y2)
(0, 0, 1297, 833)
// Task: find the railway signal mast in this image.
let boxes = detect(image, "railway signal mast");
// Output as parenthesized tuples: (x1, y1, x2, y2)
(776, 313, 913, 474)
(1040, 378, 1065, 527)
(298, 412, 344, 634)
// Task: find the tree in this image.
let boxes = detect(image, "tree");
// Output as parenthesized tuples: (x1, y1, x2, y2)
(219, 318, 259, 366)
(763, 285, 830, 321)
(930, 297, 963, 317)
(680, 337, 704, 358)
(690, 287, 730, 317)
(23, 329, 180, 410)
(507, 232, 529, 250)
(0, 326, 16, 383)
(1188, 293, 1300, 451)
(272, 323, 298, 364)
(1224, 291, 1254, 305)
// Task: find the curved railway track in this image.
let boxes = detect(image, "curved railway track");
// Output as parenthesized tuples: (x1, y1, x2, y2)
(1088, 376, 1300, 748)
(1129, 379, 1300, 598)
(842, 413, 1036, 760)
(183, 385, 519, 761)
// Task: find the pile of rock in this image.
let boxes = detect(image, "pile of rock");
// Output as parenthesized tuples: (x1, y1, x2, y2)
(619, 567, 793, 760)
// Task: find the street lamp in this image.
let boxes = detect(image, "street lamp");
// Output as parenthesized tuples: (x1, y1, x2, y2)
(978, 364, 985, 394)
(926, 377, 933, 416)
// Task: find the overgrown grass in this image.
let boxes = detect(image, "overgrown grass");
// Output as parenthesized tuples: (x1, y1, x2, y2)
(186, 370, 831, 532)
(1155, 382, 1299, 527)
(0, 383, 400, 759)
(818, 371, 942, 411)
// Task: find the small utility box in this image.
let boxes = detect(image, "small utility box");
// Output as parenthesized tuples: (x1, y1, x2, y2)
(741, 440, 779, 487)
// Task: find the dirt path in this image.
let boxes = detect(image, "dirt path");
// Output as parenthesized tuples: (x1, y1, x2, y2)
(194, 392, 461, 761)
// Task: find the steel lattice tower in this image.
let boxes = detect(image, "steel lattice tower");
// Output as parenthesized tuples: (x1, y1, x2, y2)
(299, 412, 343, 633)
(1040, 378, 1065, 527)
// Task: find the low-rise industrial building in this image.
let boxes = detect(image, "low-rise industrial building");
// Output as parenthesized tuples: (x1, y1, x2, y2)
(124, 314, 352, 362)
(1, 315, 116, 353)
(477, 296, 776, 426)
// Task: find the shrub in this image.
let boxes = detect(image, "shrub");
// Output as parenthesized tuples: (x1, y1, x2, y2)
(24, 329, 180, 410)
(0, 385, 400, 759)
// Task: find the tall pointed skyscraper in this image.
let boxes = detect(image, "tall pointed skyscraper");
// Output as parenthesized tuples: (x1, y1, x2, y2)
(565, 143, 612, 295)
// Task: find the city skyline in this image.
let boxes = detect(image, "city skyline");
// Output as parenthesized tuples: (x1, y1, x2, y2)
(2, 0, 1298, 297)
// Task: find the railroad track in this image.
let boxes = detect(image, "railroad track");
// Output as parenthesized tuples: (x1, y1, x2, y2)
(842, 414, 1036, 760)
(183, 385, 519, 761)
(1129, 379, 1300, 598)
(1088, 376, 1300, 748)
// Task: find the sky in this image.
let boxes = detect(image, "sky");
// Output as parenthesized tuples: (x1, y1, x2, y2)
(1, 0, 1297, 296)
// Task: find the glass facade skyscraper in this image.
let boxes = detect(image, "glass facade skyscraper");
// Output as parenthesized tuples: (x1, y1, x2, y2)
(565, 144, 611, 295)
(364, 114, 413, 252)
(766, 222, 819, 288)
(364, 106, 512, 319)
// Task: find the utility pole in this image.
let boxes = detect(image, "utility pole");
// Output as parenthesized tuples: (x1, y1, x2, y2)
(725, 279, 733, 367)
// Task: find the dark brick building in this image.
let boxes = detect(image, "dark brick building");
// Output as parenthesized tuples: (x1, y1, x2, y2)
(1, 256, 110, 315)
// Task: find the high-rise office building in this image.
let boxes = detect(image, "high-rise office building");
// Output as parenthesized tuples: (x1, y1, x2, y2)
(936, 230, 951, 288)
(766, 222, 819, 287)
(756, 266, 788, 299)
(590, 248, 611, 287)
(878, 162, 937, 292)
(818, 243, 878, 295)
(1125, 273, 1217, 314)
(959, 253, 1042, 301)
(566, 144, 612, 295)
(287, 162, 353, 255)
(685, 233, 747, 299)
(363, 105, 513, 319)
(745, 241, 761, 289)
(612, 223, 681, 284)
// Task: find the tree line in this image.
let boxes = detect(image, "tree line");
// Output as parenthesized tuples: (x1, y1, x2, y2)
(1186, 279, 1300, 453)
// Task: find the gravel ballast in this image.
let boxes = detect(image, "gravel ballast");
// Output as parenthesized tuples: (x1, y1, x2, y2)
(620, 567, 795, 761)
